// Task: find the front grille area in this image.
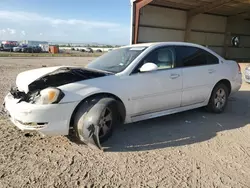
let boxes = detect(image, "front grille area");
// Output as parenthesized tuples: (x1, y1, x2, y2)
(9, 87, 30, 103)
(10, 87, 27, 99)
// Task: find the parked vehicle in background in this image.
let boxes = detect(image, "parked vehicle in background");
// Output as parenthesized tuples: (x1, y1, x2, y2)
(81, 49, 86, 52)
(0, 43, 17, 52)
(244, 66, 250, 83)
(20, 46, 42, 53)
(71, 48, 75, 51)
(0, 41, 18, 52)
(96, 49, 102, 53)
(21, 46, 33, 53)
(13, 46, 23, 52)
(3, 42, 242, 150)
(85, 47, 94, 53)
(39, 44, 49, 53)
(32, 46, 42, 53)
(13, 45, 28, 52)
(0, 43, 5, 51)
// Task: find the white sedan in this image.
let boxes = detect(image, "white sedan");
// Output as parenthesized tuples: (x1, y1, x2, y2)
(3, 42, 242, 149)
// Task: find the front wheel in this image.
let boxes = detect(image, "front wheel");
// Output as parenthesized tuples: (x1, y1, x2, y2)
(206, 83, 229, 113)
(73, 97, 120, 149)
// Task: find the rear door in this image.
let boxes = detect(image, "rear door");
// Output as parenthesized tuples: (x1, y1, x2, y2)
(175, 46, 219, 106)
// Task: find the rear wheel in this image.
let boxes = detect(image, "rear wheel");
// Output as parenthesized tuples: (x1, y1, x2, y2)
(206, 83, 229, 113)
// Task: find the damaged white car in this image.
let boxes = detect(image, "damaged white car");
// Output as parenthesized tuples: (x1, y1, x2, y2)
(3, 42, 242, 149)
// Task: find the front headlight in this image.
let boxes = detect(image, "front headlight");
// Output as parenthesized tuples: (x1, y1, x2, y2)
(33, 87, 64, 105)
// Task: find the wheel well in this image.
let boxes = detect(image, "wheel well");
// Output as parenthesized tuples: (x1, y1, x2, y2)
(69, 93, 126, 128)
(215, 79, 231, 94)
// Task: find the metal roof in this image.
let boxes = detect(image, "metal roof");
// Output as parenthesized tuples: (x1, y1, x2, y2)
(133, 0, 250, 19)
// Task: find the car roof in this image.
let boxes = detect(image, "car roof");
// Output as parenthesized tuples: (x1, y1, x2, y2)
(123, 42, 206, 48)
(120, 42, 222, 59)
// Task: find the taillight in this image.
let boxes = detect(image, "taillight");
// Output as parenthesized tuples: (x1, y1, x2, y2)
(237, 62, 241, 73)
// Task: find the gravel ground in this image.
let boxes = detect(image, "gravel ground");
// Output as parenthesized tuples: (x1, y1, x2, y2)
(0, 57, 250, 188)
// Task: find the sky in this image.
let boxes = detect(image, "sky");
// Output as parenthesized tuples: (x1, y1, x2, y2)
(0, 0, 132, 45)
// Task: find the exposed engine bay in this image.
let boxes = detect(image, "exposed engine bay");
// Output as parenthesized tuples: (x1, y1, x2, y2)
(10, 67, 110, 103)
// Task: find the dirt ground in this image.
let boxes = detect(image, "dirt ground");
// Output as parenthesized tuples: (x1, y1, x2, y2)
(0, 57, 249, 188)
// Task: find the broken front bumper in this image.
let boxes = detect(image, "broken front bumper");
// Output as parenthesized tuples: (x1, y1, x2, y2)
(3, 92, 78, 136)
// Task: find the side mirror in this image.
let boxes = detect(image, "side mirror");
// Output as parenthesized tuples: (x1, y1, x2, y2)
(139, 62, 158, 72)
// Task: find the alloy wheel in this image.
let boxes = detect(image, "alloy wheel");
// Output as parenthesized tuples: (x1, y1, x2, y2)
(214, 88, 226, 110)
(99, 107, 112, 138)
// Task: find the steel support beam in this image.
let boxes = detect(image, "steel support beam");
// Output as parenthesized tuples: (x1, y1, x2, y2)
(134, 0, 153, 44)
(223, 17, 230, 59)
(184, 15, 193, 42)
(229, 11, 250, 20)
(188, 0, 234, 17)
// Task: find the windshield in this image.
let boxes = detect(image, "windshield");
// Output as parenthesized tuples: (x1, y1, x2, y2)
(86, 46, 147, 73)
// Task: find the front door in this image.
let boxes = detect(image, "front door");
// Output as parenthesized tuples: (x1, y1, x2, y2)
(125, 46, 183, 117)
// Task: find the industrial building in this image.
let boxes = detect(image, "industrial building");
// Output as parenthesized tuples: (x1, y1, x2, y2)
(130, 0, 250, 60)
(20, 40, 48, 46)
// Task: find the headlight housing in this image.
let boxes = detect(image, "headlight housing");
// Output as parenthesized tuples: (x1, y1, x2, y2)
(32, 87, 65, 105)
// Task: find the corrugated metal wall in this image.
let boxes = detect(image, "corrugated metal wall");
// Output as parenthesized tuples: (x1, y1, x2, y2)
(189, 14, 226, 56)
(138, 6, 186, 43)
(140, 6, 186, 29)
(137, 5, 250, 59)
(138, 27, 185, 42)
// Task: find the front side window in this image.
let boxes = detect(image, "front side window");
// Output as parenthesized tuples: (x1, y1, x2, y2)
(133, 46, 176, 73)
(175, 46, 219, 67)
(86, 46, 147, 73)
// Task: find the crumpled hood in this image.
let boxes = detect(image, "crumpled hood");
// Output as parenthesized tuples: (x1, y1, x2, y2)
(15, 66, 109, 93)
(16, 66, 73, 93)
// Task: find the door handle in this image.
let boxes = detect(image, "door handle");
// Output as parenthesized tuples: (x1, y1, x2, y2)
(208, 69, 216, 74)
(170, 73, 180, 79)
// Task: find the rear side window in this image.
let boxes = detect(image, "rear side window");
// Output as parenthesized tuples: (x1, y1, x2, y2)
(176, 46, 219, 67)
(206, 51, 219, 65)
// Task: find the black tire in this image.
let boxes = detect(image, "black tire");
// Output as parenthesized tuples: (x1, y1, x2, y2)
(206, 83, 229, 113)
(74, 97, 120, 144)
